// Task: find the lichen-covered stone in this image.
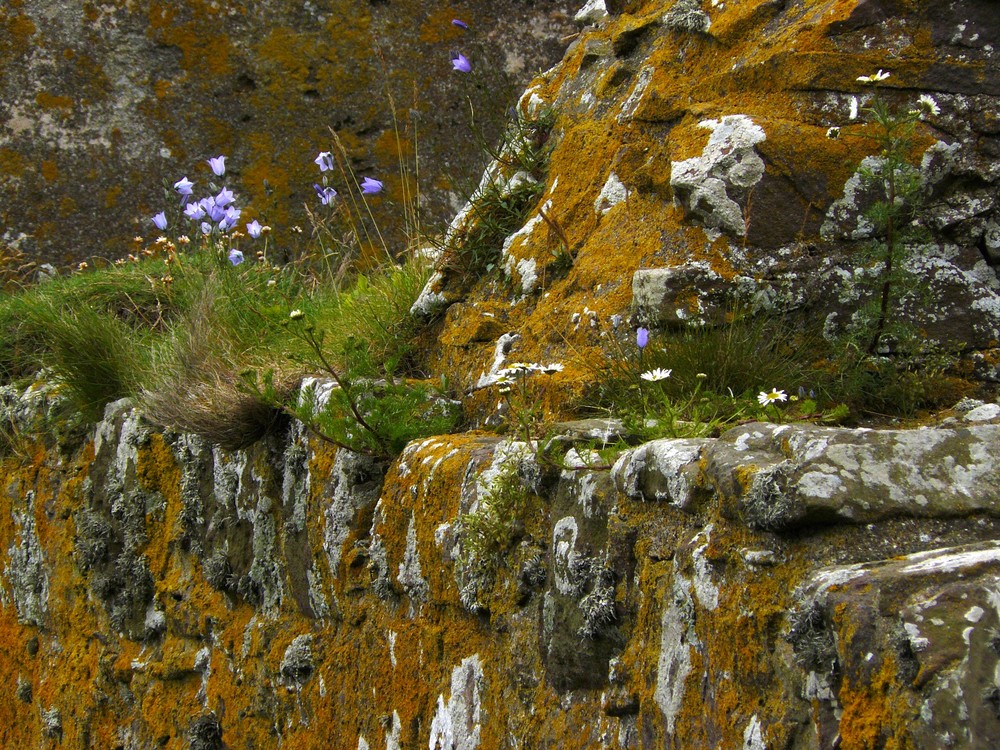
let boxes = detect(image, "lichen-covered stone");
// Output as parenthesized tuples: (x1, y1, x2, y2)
(707, 421, 1000, 529)
(0, 0, 576, 267)
(5, 2, 1000, 748)
(612, 436, 707, 509)
(790, 541, 1000, 748)
(669, 115, 766, 238)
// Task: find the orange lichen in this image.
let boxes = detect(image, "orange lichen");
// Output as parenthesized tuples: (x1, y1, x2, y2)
(39, 160, 59, 183)
(35, 91, 74, 111)
(104, 185, 122, 209)
(0, 147, 28, 178)
(418, 8, 471, 45)
(837, 652, 915, 750)
(1, 12, 36, 57)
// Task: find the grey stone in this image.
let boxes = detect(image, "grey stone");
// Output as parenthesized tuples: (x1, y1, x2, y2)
(427, 655, 484, 750)
(707, 422, 1000, 529)
(612, 437, 708, 509)
(669, 115, 766, 237)
(280, 634, 315, 686)
(790, 541, 1000, 749)
(632, 265, 733, 327)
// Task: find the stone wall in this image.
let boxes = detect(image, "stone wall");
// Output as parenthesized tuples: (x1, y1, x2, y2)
(3, 382, 1000, 747)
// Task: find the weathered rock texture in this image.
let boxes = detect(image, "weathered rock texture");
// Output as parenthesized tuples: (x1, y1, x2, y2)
(0, 0, 575, 266)
(5, 0, 1000, 748)
(412, 0, 1000, 401)
(4, 382, 1000, 748)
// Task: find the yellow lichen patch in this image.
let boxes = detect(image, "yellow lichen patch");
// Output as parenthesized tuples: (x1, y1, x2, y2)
(836, 652, 916, 749)
(153, 79, 172, 99)
(0, 11, 36, 57)
(146, 13, 234, 78)
(58, 195, 77, 217)
(0, 580, 40, 745)
(35, 91, 74, 111)
(41, 159, 59, 182)
(418, 7, 471, 45)
(377, 433, 499, 605)
(104, 184, 122, 209)
(0, 147, 28, 178)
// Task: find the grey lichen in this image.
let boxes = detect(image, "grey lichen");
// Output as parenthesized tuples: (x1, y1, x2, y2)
(368, 505, 395, 602)
(187, 712, 224, 750)
(16, 675, 32, 704)
(74, 507, 114, 570)
(742, 460, 796, 530)
(175, 433, 212, 555)
(40, 706, 62, 740)
(786, 601, 838, 674)
(577, 567, 618, 639)
(280, 634, 315, 686)
(202, 547, 236, 594)
(663, 0, 711, 33)
(655, 575, 698, 736)
(98, 550, 155, 637)
(5, 491, 49, 626)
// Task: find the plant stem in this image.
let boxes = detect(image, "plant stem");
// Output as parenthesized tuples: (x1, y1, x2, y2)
(868, 159, 896, 355)
(301, 327, 386, 451)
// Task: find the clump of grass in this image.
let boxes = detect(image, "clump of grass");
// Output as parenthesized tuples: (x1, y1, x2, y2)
(30, 301, 153, 420)
(0, 258, 186, 386)
(138, 249, 313, 448)
(441, 109, 555, 281)
(306, 257, 432, 378)
(589, 309, 969, 435)
(820, 345, 967, 419)
(443, 173, 546, 280)
(644, 311, 821, 401)
(254, 259, 462, 459)
(140, 302, 290, 450)
(0, 264, 175, 420)
(590, 311, 820, 437)
(457, 463, 534, 612)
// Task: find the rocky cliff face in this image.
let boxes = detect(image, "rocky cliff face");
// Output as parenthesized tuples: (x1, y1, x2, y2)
(4, 0, 1000, 748)
(5, 381, 1000, 748)
(0, 0, 574, 267)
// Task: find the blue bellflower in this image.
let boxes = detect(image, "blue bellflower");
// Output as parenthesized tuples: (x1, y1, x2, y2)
(314, 184, 338, 205)
(207, 155, 226, 176)
(636, 327, 649, 349)
(215, 187, 235, 208)
(314, 151, 335, 172)
(173, 176, 194, 196)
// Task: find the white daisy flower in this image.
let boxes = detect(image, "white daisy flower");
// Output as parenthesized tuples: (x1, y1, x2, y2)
(757, 389, 788, 406)
(857, 69, 890, 83)
(640, 368, 673, 382)
(917, 94, 940, 116)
